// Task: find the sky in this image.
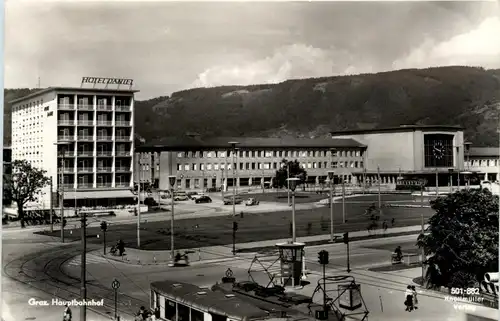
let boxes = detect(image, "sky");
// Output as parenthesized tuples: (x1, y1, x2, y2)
(5, 0, 500, 100)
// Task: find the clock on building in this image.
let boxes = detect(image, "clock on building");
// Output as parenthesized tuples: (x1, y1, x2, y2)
(424, 134, 454, 168)
(432, 141, 445, 159)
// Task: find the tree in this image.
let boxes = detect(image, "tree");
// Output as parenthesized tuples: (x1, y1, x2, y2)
(273, 159, 307, 189)
(3, 173, 13, 207)
(8, 160, 50, 228)
(417, 188, 499, 289)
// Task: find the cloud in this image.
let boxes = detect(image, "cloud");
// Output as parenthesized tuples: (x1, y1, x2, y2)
(392, 16, 500, 70)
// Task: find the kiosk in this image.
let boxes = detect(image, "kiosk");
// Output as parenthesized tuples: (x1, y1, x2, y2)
(276, 242, 305, 287)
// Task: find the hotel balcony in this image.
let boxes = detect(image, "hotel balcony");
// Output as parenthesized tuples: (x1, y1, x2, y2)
(58, 151, 75, 157)
(61, 183, 75, 190)
(115, 136, 131, 142)
(77, 104, 94, 111)
(58, 135, 75, 141)
(77, 135, 94, 142)
(115, 151, 131, 157)
(96, 183, 112, 188)
(97, 167, 112, 173)
(96, 120, 112, 126)
(97, 136, 113, 141)
(58, 120, 74, 126)
(115, 105, 131, 112)
(77, 167, 94, 173)
(115, 120, 131, 127)
(96, 151, 113, 157)
(77, 183, 93, 189)
(77, 120, 94, 126)
(97, 104, 112, 111)
(115, 182, 130, 187)
(61, 167, 74, 173)
(58, 104, 75, 110)
(115, 167, 131, 172)
(77, 150, 94, 157)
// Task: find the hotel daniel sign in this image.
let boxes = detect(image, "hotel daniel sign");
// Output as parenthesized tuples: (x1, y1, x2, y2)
(81, 77, 134, 89)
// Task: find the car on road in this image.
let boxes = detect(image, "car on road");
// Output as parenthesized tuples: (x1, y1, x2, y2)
(245, 198, 260, 206)
(173, 191, 189, 201)
(188, 192, 206, 200)
(223, 196, 243, 205)
(195, 196, 212, 204)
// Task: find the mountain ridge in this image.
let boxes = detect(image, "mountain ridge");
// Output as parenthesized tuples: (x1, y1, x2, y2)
(4, 66, 500, 147)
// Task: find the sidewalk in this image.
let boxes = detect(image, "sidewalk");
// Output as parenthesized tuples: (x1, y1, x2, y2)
(97, 224, 427, 266)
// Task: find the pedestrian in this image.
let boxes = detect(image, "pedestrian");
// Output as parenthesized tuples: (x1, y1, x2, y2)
(404, 285, 414, 312)
(391, 218, 395, 227)
(63, 304, 72, 321)
(411, 285, 418, 309)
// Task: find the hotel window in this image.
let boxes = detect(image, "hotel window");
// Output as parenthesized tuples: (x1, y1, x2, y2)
(239, 163, 244, 170)
(192, 164, 197, 170)
(184, 164, 189, 171)
(340, 161, 345, 167)
(214, 164, 219, 170)
(251, 151, 255, 157)
(313, 162, 317, 169)
(184, 152, 188, 158)
(265, 151, 272, 157)
(199, 151, 204, 158)
(349, 151, 353, 157)
(245, 151, 250, 157)
(273, 162, 277, 169)
(350, 161, 355, 168)
(354, 161, 359, 168)
(279, 151, 283, 157)
(301, 151, 307, 157)
(307, 163, 312, 169)
(318, 162, 322, 169)
(324, 162, 328, 168)
(221, 164, 225, 170)
(246, 163, 250, 169)
(228, 164, 232, 170)
(263, 163, 270, 170)
(200, 164, 205, 170)
(257, 151, 262, 157)
(220, 151, 226, 158)
(239, 151, 244, 158)
(207, 164, 212, 170)
(355, 150, 361, 157)
(332, 161, 338, 168)
(251, 163, 256, 169)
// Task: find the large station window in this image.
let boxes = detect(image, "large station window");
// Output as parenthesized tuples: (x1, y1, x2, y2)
(191, 308, 204, 321)
(164, 299, 176, 321)
(177, 303, 190, 321)
(424, 134, 454, 167)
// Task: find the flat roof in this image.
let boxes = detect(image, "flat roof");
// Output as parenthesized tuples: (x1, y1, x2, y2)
(137, 136, 366, 152)
(469, 147, 500, 157)
(330, 125, 464, 136)
(150, 280, 268, 321)
(9, 86, 139, 104)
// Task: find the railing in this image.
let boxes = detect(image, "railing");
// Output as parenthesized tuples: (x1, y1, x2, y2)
(77, 151, 94, 157)
(115, 167, 131, 172)
(115, 183, 130, 187)
(77, 167, 93, 173)
(77, 104, 93, 111)
(77, 120, 94, 126)
(115, 106, 131, 112)
(62, 168, 74, 173)
(97, 104, 112, 111)
(96, 183, 112, 188)
(115, 121, 131, 127)
(96, 120, 112, 126)
(58, 120, 74, 126)
(60, 184, 75, 190)
(58, 104, 74, 110)
(97, 167, 112, 172)
(96, 151, 113, 157)
(58, 136, 75, 141)
(115, 136, 131, 141)
(97, 136, 112, 141)
(58, 152, 75, 157)
(115, 151, 130, 156)
(77, 184, 93, 189)
(77, 135, 94, 141)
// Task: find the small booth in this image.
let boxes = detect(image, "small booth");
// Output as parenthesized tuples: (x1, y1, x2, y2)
(276, 242, 305, 287)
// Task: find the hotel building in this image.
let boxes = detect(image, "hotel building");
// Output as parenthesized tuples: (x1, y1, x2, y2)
(466, 147, 499, 182)
(330, 125, 466, 187)
(136, 136, 366, 191)
(10, 87, 137, 208)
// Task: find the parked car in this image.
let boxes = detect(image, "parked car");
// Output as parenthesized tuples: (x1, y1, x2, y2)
(245, 198, 260, 206)
(223, 197, 243, 205)
(174, 195, 189, 201)
(187, 192, 198, 199)
(195, 196, 212, 204)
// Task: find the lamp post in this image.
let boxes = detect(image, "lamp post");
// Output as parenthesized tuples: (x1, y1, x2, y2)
(377, 166, 381, 217)
(80, 208, 87, 321)
(464, 142, 472, 189)
(287, 177, 300, 243)
(220, 168, 225, 199)
(136, 160, 142, 248)
(228, 142, 239, 218)
(168, 175, 177, 266)
(287, 162, 291, 206)
(448, 168, 454, 194)
(55, 141, 70, 243)
(327, 171, 335, 242)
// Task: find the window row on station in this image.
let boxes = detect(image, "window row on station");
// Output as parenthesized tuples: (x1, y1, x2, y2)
(174, 149, 364, 159)
(176, 160, 365, 171)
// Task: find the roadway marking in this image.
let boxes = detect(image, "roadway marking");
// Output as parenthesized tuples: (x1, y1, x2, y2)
(65, 254, 113, 267)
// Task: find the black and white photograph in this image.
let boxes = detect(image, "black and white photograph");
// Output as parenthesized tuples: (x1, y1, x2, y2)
(2, 1, 500, 321)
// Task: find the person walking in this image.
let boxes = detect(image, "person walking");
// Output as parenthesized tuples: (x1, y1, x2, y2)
(63, 304, 72, 321)
(404, 285, 414, 312)
(411, 285, 418, 310)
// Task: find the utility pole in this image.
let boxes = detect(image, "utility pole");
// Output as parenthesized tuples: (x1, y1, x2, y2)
(328, 171, 334, 242)
(80, 209, 87, 321)
(435, 169, 439, 199)
(287, 163, 290, 206)
(342, 179, 346, 223)
(377, 166, 381, 217)
(137, 163, 141, 248)
(49, 177, 54, 233)
(60, 150, 65, 243)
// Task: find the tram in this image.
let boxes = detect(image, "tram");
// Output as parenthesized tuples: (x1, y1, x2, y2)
(150, 280, 269, 321)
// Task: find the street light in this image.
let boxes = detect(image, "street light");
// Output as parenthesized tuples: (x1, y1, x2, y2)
(228, 142, 239, 256)
(327, 170, 335, 242)
(287, 177, 300, 243)
(448, 168, 454, 194)
(168, 175, 177, 267)
(54, 141, 70, 243)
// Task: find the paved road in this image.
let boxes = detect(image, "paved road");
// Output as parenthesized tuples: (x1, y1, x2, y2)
(37, 194, 432, 251)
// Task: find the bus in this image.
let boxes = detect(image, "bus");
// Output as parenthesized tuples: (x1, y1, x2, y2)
(150, 280, 270, 321)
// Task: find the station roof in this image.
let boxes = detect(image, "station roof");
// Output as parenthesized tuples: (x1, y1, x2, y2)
(469, 147, 499, 157)
(330, 125, 464, 136)
(150, 280, 269, 321)
(9, 86, 139, 104)
(137, 136, 366, 152)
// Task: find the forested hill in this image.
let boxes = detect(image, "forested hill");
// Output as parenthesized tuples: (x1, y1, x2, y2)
(4, 66, 500, 147)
